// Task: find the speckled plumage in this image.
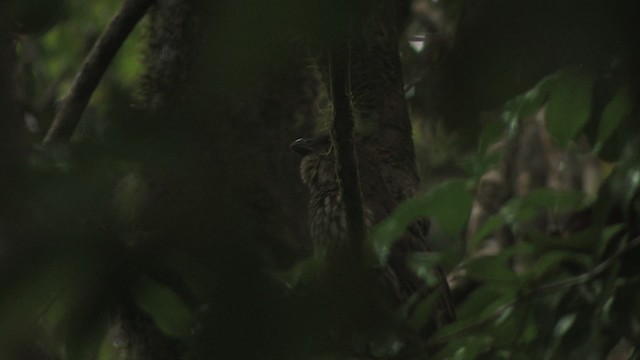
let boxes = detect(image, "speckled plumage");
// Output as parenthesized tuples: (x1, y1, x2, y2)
(293, 135, 456, 328)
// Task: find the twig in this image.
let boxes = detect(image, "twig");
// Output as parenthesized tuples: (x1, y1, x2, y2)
(328, 42, 366, 262)
(428, 235, 640, 345)
(43, 0, 155, 145)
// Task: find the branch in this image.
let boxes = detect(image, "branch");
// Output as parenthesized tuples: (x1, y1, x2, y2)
(328, 42, 366, 262)
(428, 235, 640, 345)
(43, 0, 155, 145)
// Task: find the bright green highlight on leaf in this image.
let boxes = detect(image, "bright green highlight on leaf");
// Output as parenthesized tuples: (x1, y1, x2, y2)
(502, 73, 557, 135)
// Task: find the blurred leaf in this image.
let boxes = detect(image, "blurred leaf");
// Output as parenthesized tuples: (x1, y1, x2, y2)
(456, 284, 517, 321)
(552, 307, 603, 359)
(499, 197, 539, 226)
(409, 249, 463, 279)
(96, 344, 117, 360)
(595, 87, 632, 153)
(460, 151, 502, 178)
(502, 73, 556, 134)
(546, 70, 594, 147)
(113, 169, 149, 223)
(524, 250, 592, 280)
(478, 120, 506, 155)
(65, 311, 109, 360)
(370, 179, 472, 263)
(500, 188, 588, 228)
(433, 335, 495, 360)
(524, 188, 588, 212)
(553, 313, 577, 339)
(132, 277, 194, 340)
(406, 289, 441, 333)
(111, 20, 145, 87)
(606, 140, 640, 213)
(408, 253, 441, 287)
(464, 255, 518, 283)
(469, 215, 504, 251)
(419, 180, 474, 237)
(408, 250, 462, 288)
(0, 274, 60, 350)
(610, 284, 640, 345)
(0, 241, 118, 358)
(276, 255, 322, 289)
(524, 227, 599, 251)
(596, 224, 626, 257)
(490, 305, 536, 348)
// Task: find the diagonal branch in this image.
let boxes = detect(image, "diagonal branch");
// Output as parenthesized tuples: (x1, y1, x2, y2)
(328, 42, 366, 262)
(43, 0, 155, 145)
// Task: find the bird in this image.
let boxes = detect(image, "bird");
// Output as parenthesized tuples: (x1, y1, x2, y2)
(290, 134, 456, 336)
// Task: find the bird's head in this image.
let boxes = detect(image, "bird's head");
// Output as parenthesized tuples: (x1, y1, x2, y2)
(290, 134, 337, 191)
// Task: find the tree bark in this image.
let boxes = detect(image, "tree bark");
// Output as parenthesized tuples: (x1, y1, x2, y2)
(329, 43, 367, 262)
(349, 0, 419, 203)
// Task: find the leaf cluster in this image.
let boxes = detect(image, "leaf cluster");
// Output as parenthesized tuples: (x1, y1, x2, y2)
(372, 66, 640, 358)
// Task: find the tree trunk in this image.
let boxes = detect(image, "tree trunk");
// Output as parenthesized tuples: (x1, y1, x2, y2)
(349, 0, 419, 203)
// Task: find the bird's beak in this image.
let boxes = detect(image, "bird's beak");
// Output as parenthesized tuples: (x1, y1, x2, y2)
(290, 137, 316, 155)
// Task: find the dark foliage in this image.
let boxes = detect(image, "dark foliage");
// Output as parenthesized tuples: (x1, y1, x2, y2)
(1, 0, 639, 359)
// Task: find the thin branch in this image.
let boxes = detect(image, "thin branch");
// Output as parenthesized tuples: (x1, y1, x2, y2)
(43, 0, 155, 145)
(328, 42, 367, 262)
(428, 235, 640, 345)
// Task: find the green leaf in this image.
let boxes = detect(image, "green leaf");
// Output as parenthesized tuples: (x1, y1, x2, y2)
(546, 70, 594, 147)
(464, 255, 518, 283)
(596, 87, 632, 152)
(469, 215, 504, 252)
(460, 151, 502, 178)
(422, 180, 474, 238)
(132, 277, 194, 340)
(113, 170, 149, 223)
(370, 179, 473, 263)
(503, 74, 555, 124)
(596, 224, 626, 257)
(455, 284, 517, 324)
(499, 197, 539, 226)
(478, 120, 506, 155)
(96, 326, 125, 360)
(65, 312, 109, 360)
(491, 305, 537, 347)
(524, 227, 599, 251)
(276, 255, 322, 288)
(610, 284, 640, 343)
(522, 188, 588, 213)
(525, 250, 592, 280)
(406, 289, 441, 332)
(408, 250, 462, 286)
(551, 307, 601, 358)
(433, 334, 494, 360)
(553, 313, 577, 339)
(499, 188, 587, 228)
